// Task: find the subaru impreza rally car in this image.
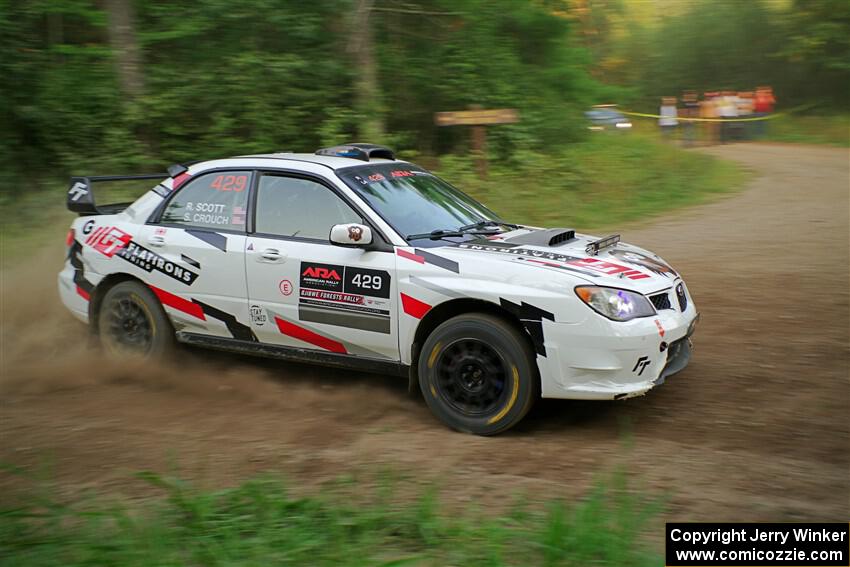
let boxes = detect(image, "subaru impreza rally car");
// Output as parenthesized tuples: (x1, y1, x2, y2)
(60, 143, 698, 435)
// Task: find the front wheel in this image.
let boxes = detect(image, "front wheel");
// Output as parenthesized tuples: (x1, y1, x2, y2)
(418, 313, 537, 435)
(97, 281, 175, 358)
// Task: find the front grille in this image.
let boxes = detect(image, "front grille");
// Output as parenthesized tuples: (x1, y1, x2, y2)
(676, 283, 688, 312)
(649, 292, 672, 311)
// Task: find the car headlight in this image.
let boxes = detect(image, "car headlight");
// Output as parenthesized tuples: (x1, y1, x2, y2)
(575, 286, 655, 321)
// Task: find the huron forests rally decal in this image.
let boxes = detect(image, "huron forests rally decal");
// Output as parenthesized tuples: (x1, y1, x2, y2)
(299, 262, 391, 334)
(85, 226, 199, 285)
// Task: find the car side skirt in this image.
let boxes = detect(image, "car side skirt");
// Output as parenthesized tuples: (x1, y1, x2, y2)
(176, 332, 409, 377)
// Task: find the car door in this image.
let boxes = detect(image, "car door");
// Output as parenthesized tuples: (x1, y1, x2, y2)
(245, 172, 399, 361)
(144, 169, 254, 340)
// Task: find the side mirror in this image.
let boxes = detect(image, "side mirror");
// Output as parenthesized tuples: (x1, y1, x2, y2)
(330, 223, 373, 247)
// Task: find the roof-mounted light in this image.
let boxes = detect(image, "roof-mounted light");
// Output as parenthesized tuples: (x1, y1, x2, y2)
(585, 234, 621, 256)
(315, 143, 395, 162)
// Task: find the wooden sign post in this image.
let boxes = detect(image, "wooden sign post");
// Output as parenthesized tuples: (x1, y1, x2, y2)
(435, 105, 519, 178)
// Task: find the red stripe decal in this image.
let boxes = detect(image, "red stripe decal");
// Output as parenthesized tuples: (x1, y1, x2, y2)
(86, 226, 106, 246)
(401, 293, 431, 319)
(76, 286, 91, 301)
(397, 248, 425, 264)
(172, 172, 191, 190)
(274, 317, 347, 354)
(149, 285, 206, 320)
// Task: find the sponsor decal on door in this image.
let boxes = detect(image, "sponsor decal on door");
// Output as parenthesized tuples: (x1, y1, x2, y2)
(298, 262, 391, 334)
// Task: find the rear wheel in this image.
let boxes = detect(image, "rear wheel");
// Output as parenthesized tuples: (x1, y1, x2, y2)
(418, 313, 537, 435)
(97, 281, 175, 358)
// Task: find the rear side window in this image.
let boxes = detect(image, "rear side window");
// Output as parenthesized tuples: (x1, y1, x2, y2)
(160, 171, 251, 231)
(255, 175, 361, 240)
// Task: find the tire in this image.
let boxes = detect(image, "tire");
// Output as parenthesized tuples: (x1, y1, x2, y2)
(418, 313, 537, 435)
(97, 281, 175, 358)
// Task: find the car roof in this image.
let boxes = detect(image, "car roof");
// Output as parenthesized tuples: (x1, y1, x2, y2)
(232, 152, 400, 171)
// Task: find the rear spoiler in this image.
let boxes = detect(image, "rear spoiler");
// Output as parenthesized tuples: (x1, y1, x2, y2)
(66, 165, 187, 215)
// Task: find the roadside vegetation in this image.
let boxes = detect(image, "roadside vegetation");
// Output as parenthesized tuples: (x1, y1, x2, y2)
(764, 114, 850, 147)
(0, 468, 663, 567)
(439, 133, 746, 230)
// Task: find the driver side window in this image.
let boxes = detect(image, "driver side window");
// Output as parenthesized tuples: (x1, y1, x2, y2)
(254, 175, 362, 240)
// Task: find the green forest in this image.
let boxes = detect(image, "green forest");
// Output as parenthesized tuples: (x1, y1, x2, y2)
(1, 0, 848, 185)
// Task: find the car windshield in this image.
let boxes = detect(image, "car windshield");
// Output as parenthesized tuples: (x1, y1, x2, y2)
(337, 163, 503, 245)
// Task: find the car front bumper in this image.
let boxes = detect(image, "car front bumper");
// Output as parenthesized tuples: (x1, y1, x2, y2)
(538, 286, 699, 400)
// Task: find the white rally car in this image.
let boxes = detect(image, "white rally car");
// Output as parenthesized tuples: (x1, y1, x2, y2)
(60, 143, 698, 435)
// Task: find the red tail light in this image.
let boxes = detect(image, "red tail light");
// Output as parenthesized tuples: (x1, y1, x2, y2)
(66, 228, 75, 247)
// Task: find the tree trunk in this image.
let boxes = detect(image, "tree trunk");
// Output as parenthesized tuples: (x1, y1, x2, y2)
(104, 0, 145, 100)
(350, 0, 384, 140)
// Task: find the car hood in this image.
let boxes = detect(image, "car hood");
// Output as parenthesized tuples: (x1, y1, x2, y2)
(435, 228, 681, 294)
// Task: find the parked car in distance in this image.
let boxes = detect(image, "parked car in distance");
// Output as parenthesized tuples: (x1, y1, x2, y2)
(585, 105, 633, 131)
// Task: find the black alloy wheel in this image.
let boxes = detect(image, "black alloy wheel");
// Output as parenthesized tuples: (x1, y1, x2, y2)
(97, 281, 175, 358)
(418, 313, 537, 435)
(434, 338, 508, 417)
(104, 295, 154, 353)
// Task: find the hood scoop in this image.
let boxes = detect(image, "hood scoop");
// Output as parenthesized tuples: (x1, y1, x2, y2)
(504, 228, 576, 247)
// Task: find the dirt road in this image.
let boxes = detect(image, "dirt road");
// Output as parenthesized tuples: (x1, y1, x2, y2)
(2, 144, 848, 522)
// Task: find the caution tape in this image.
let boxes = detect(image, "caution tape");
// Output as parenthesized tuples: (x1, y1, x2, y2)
(618, 111, 782, 123)
(618, 102, 819, 123)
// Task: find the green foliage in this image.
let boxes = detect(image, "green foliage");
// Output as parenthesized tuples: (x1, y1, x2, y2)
(376, 0, 615, 155)
(0, 0, 614, 186)
(597, 0, 850, 110)
(1, 0, 837, 193)
(639, 1, 786, 98)
(0, 469, 663, 566)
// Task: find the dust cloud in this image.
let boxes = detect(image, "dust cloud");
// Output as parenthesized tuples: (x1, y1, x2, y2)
(1, 248, 305, 404)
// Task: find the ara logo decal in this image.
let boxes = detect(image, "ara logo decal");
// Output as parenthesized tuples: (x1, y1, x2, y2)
(300, 262, 344, 292)
(302, 267, 341, 280)
(633, 356, 651, 376)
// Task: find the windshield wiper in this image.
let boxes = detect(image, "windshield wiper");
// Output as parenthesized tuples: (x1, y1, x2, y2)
(457, 219, 522, 232)
(406, 229, 495, 241)
(406, 220, 522, 242)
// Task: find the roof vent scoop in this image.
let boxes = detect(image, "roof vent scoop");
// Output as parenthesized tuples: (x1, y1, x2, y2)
(315, 143, 395, 162)
(505, 228, 576, 247)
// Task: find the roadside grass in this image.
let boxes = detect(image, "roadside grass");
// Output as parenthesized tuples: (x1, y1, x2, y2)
(764, 113, 850, 147)
(435, 133, 747, 232)
(0, 468, 664, 567)
(0, 190, 71, 269)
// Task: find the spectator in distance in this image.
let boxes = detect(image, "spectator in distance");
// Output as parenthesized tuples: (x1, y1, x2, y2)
(659, 96, 678, 141)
